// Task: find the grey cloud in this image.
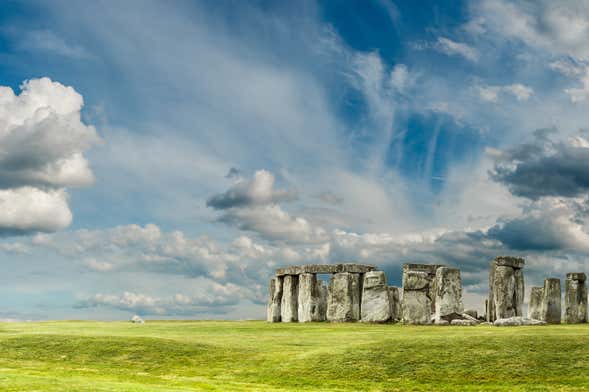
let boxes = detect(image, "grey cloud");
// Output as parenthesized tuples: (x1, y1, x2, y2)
(206, 170, 296, 210)
(490, 130, 589, 199)
(316, 191, 344, 205)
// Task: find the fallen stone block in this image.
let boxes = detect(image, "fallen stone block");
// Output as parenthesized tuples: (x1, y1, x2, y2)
(451, 319, 477, 326)
(464, 309, 477, 319)
(493, 316, 546, 326)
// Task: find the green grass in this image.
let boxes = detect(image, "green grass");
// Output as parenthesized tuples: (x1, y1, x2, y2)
(0, 321, 588, 391)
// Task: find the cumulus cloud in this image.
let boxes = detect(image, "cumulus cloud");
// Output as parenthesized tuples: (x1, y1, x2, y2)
(77, 284, 243, 315)
(491, 129, 589, 199)
(0, 78, 99, 235)
(435, 37, 479, 62)
(206, 170, 296, 210)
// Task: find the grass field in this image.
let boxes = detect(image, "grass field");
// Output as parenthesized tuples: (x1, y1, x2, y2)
(1, 321, 589, 391)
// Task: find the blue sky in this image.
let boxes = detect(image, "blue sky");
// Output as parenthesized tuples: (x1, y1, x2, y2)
(1, 0, 589, 320)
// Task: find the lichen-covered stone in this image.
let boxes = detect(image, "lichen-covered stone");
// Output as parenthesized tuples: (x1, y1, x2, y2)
(488, 257, 525, 321)
(402, 290, 431, 324)
(280, 275, 298, 322)
(541, 278, 561, 324)
(327, 272, 360, 322)
(361, 271, 391, 323)
(493, 265, 516, 319)
(434, 267, 463, 322)
(267, 276, 283, 322)
(276, 263, 375, 276)
(528, 286, 543, 320)
(388, 286, 401, 321)
(494, 256, 525, 269)
(298, 273, 326, 322)
(493, 316, 546, 326)
(403, 271, 430, 291)
(565, 273, 587, 324)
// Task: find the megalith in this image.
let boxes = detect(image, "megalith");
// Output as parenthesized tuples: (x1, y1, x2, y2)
(281, 275, 299, 322)
(487, 256, 525, 322)
(565, 273, 587, 324)
(527, 286, 543, 320)
(361, 271, 391, 322)
(434, 267, 463, 322)
(267, 276, 283, 322)
(402, 264, 442, 324)
(327, 272, 361, 322)
(298, 273, 326, 322)
(388, 286, 401, 321)
(541, 278, 561, 324)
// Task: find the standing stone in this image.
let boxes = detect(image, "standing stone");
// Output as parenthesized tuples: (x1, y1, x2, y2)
(487, 256, 525, 321)
(402, 264, 443, 324)
(528, 286, 543, 320)
(267, 276, 283, 322)
(388, 286, 401, 321)
(541, 278, 561, 324)
(565, 273, 587, 324)
(434, 267, 463, 322)
(327, 272, 361, 322)
(361, 271, 391, 323)
(281, 275, 299, 322)
(402, 290, 431, 324)
(298, 273, 325, 322)
(318, 280, 328, 320)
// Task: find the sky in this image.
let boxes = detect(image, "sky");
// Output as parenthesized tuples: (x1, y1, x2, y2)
(1, 0, 589, 320)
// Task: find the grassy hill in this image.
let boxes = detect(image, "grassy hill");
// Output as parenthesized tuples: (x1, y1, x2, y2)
(0, 320, 588, 391)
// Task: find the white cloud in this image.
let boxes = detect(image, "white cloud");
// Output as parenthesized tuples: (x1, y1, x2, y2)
(435, 37, 479, 62)
(0, 78, 99, 235)
(17, 30, 92, 59)
(0, 187, 71, 234)
(564, 67, 589, 103)
(477, 83, 534, 102)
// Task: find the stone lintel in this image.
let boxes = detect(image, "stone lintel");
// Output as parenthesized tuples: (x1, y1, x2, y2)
(567, 272, 587, 282)
(494, 256, 525, 269)
(276, 263, 375, 276)
(402, 263, 444, 276)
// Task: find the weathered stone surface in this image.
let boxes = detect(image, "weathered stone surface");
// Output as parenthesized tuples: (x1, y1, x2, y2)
(493, 265, 516, 319)
(494, 256, 525, 269)
(403, 271, 430, 290)
(464, 309, 477, 319)
(361, 271, 391, 323)
(541, 278, 561, 324)
(435, 319, 449, 326)
(388, 286, 401, 321)
(567, 272, 587, 282)
(402, 290, 431, 324)
(488, 257, 525, 321)
(280, 275, 299, 322)
(461, 313, 478, 322)
(565, 273, 587, 324)
(434, 267, 463, 322)
(267, 276, 283, 322)
(298, 273, 326, 322)
(528, 286, 543, 320)
(514, 268, 524, 316)
(493, 316, 546, 326)
(276, 263, 375, 276)
(451, 319, 477, 326)
(327, 272, 360, 322)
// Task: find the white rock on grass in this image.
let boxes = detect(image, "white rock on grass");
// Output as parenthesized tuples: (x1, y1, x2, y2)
(131, 315, 145, 324)
(493, 316, 546, 326)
